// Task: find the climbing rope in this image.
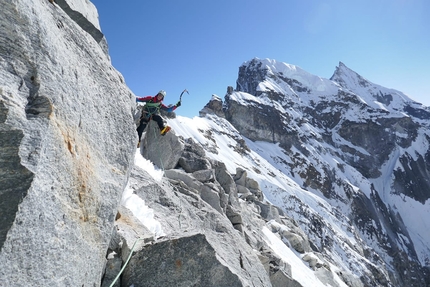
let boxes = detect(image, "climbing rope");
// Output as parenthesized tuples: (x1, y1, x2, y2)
(108, 237, 144, 287)
(109, 126, 165, 286)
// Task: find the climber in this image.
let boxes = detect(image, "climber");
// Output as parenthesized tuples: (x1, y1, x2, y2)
(135, 90, 181, 146)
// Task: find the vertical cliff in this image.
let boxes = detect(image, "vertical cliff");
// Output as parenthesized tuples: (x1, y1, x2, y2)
(0, 0, 136, 285)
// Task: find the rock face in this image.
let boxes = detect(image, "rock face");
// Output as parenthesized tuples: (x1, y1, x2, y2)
(0, 0, 135, 286)
(54, 0, 109, 56)
(199, 94, 226, 118)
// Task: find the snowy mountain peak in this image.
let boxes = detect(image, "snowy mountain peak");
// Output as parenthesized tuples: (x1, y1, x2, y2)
(237, 58, 430, 122)
(244, 58, 301, 75)
(330, 61, 420, 112)
(237, 58, 340, 107)
(330, 61, 365, 87)
(209, 58, 430, 286)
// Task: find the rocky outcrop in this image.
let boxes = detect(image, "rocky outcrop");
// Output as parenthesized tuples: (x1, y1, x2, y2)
(141, 121, 184, 170)
(113, 162, 274, 287)
(55, 0, 109, 56)
(106, 124, 366, 287)
(0, 0, 135, 286)
(200, 94, 225, 118)
(224, 92, 291, 146)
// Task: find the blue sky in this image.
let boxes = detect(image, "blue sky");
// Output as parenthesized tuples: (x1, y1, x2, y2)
(91, 0, 429, 118)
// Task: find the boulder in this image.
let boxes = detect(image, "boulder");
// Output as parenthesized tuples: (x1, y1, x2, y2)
(142, 121, 184, 170)
(122, 233, 244, 287)
(178, 151, 212, 173)
(200, 183, 223, 214)
(226, 205, 243, 226)
(192, 169, 215, 183)
(234, 167, 247, 186)
(245, 176, 260, 190)
(213, 160, 238, 197)
(164, 169, 202, 193)
(177, 138, 211, 172)
(255, 201, 281, 222)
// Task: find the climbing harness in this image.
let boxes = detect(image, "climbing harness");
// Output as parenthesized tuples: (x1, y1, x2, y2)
(140, 101, 161, 120)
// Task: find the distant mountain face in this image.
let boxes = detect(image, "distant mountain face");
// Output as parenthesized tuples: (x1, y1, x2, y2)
(217, 58, 430, 286)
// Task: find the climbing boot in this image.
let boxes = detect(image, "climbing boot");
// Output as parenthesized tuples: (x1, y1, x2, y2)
(160, 126, 171, 136)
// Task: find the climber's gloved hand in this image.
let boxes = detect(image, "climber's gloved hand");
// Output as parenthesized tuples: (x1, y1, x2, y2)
(175, 101, 181, 107)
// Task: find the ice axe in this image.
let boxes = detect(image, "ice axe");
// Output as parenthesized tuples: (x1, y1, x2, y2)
(179, 89, 189, 102)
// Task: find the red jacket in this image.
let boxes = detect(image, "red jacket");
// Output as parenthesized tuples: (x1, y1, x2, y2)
(136, 95, 177, 113)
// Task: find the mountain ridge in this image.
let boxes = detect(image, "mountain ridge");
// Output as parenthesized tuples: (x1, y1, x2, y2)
(194, 57, 430, 285)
